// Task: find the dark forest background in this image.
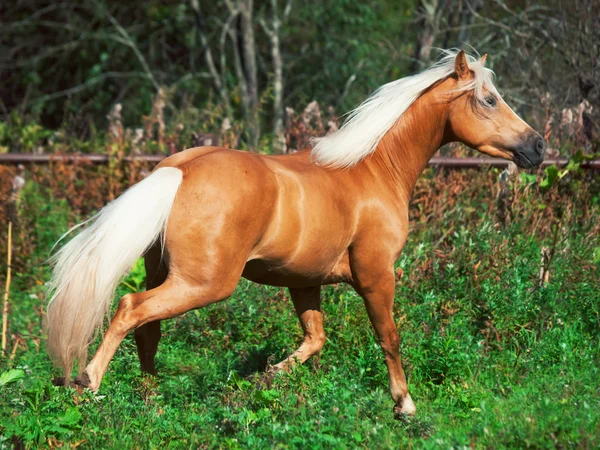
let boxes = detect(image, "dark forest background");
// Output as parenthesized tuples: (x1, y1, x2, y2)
(0, 0, 598, 155)
(1, 3, 600, 447)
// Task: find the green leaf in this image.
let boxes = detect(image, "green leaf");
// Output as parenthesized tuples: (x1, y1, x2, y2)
(0, 369, 25, 388)
(229, 372, 251, 391)
(540, 165, 559, 190)
(58, 407, 82, 428)
(593, 247, 600, 265)
(254, 389, 280, 407)
(520, 173, 537, 184)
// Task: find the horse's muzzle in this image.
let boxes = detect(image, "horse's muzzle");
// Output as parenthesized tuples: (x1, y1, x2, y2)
(512, 133, 546, 169)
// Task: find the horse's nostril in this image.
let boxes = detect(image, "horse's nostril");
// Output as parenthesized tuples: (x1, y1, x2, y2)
(536, 137, 546, 155)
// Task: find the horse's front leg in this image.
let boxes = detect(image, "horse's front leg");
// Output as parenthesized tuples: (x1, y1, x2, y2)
(352, 257, 415, 416)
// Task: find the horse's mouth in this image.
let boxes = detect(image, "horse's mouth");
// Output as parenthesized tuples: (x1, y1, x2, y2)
(513, 151, 535, 169)
(510, 133, 546, 169)
(512, 148, 544, 169)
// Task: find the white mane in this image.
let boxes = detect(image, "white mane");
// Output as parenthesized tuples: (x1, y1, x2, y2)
(311, 50, 498, 168)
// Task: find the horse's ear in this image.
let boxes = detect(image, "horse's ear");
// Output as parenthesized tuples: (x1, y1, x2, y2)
(454, 50, 470, 80)
(480, 54, 488, 66)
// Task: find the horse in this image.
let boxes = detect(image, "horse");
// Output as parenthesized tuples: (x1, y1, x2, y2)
(46, 50, 545, 416)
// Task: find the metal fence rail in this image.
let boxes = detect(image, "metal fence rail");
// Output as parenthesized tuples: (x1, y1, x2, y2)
(1, 153, 599, 169)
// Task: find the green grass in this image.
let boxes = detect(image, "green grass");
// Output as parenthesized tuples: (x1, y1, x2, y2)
(1, 173, 600, 449)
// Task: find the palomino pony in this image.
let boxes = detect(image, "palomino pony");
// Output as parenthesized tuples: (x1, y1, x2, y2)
(47, 50, 545, 416)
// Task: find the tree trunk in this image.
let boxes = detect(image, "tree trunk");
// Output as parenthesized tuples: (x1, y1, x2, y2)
(239, 0, 260, 150)
(412, 0, 442, 71)
(262, 0, 291, 153)
(191, 0, 232, 119)
(270, 29, 285, 152)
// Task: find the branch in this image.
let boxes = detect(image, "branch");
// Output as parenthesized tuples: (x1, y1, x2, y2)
(218, 12, 239, 87)
(282, 0, 293, 21)
(30, 72, 153, 104)
(190, 0, 232, 118)
(464, 0, 531, 39)
(1, 41, 80, 69)
(258, 17, 274, 38)
(105, 12, 160, 91)
(338, 59, 365, 107)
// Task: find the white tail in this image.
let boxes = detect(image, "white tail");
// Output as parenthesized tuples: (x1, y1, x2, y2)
(46, 167, 183, 381)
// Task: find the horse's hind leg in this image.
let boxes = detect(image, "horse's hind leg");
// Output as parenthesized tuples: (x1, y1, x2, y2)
(134, 243, 168, 375)
(77, 277, 238, 391)
(271, 286, 325, 372)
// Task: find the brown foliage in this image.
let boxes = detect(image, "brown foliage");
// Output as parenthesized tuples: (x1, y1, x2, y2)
(1, 155, 598, 290)
(284, 102, 339, 153)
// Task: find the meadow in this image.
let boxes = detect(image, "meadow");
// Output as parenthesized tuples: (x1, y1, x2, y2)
(1, 163, 599, 449)
(1, 0, 598, 447)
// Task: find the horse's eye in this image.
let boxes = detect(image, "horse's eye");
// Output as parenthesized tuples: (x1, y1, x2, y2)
(484, 95, 497, 107)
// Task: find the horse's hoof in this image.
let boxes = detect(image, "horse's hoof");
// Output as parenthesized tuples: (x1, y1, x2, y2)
(266, 365, 281, 375)
(52, 377, 70, 387)
(266, 363, 289, 377)
(73, 371, 91, 388)
(53, 377, 80, 388)
(393, 393, 416, 419)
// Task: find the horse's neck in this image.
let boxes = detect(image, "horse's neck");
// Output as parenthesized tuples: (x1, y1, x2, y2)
(360, 89, 449, 203)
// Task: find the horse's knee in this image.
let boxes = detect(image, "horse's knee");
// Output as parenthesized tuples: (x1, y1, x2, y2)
(380, 330, 400, 358)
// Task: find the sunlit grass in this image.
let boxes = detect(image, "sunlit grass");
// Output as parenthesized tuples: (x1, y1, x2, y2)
(1, 173, 599, 449)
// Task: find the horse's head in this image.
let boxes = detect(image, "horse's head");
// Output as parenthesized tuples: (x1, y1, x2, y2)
(445, 51, 545, 169)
